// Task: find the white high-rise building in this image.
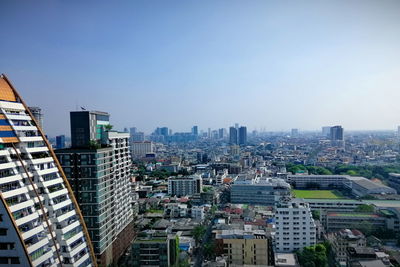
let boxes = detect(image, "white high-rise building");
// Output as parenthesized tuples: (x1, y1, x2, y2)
(275, 200, 316, 252)
(0, 75, 95, 266)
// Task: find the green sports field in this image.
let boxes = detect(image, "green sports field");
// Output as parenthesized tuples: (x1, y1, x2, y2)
(292, 190, 343, 199)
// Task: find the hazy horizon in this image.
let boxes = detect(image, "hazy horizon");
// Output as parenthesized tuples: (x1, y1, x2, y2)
(1, 1, 400, 136)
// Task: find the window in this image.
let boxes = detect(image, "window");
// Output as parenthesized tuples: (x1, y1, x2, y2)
(0, 229, 7, 236)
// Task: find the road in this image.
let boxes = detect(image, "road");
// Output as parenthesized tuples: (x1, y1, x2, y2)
(194, 213, 215, 267)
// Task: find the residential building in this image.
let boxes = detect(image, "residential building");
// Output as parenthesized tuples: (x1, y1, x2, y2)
(215, 228, 274, 266)
(327, 229, 366, 264)
(0, 75, 96, 266)
(70, 110, 110, 148)
(275, 200, 317, 252)
(56, 111, 133, 266)
(131, 233, 178, 267)
(191, 206, 205, 221)
(167, 175, 202, 197)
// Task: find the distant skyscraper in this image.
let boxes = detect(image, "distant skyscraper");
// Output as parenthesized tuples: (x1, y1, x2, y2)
(330, 125, 344, 141)
(130, 127, 137, 135)
(218, 128, 225, 139)
(160, 127, 169, 136)
(397, 126, 400, 137)
(322, 126, 331, 137)
(291, 128, 299, 137)
(229, 127, 238, 144)
(132, 132, 145, 142)
(192, 125, 198, 136)
(28, 106, 43, 129)
(0, 75, 96, 266)
(208, 128, 211, 138)
(56, 134, 66, 149)
(238, 126, 247, 145)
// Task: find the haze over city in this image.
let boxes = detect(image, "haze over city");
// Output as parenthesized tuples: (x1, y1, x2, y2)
(1, 1, 400, 136)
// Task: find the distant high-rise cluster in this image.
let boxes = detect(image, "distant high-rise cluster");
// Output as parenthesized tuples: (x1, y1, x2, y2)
(229, 124, 247, 145)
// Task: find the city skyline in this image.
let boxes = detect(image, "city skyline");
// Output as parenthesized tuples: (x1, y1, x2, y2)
(1, 1, 400, 136)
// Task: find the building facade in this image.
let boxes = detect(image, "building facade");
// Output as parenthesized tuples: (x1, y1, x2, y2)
(167, 176, 202, 197)
(56, 111, 133, 266)
(0, 75, 96, 266)
(275, 201, 317, 252)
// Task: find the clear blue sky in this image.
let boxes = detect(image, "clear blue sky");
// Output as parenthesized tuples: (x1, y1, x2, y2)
(1, 1, 400, 136)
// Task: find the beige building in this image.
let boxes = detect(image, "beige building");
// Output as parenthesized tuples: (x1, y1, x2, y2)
(327, 229, 366, 265)
(215, 228, 273, 266)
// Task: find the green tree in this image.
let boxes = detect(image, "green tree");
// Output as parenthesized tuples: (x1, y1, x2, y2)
(192, 225, 206, 244)
(355, 204, 374, 213)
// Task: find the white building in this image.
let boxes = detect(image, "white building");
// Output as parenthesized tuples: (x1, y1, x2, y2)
(168, 175, 202, 197)
(191, 206, 205, 220)
(275, 200, 317, 252)
(0, 75, 95, 266)
(131, 141, 154, 158)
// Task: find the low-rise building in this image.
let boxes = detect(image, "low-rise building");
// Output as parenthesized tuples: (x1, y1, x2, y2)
(215, 228, 274, 266)
(327, 229, 366, 265)
(168, 175, 202, 197)
(231, 173, 291, 206)
(191, 206, 205, 221)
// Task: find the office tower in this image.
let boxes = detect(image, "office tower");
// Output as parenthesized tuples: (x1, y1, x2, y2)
(28, 106, 43, 129)
(235, 123, 239, 129)
(275, 200, 316, 252)
(191, 126, 198, 136)
(397, 126, 400, 137)
(229, 127, 238, 144)
(56, 135, 66, 149)
(56, 111, 133, 266)
(322, 126, 331, 137)
(330, 125, 344, 141)
(0, 75, 95, 266)
(291, 128, 299, 137)
(131, 141, 154, 158)
(160, 127, 168, 136)
(218, 128, 224, 139)
(167, 175, 202, 197)
(70, 111, 110, 148)
(131, 132, 145, 142)
(238, 126, 247, 145)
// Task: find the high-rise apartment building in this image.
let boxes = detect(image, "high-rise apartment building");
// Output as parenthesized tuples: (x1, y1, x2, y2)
(56, 111, 133, 266)
(238, 126, 247, 145)
(0, 75, 96, 266)
(70, 111, 110, 148)
(229, 127, 238, 145)
(275, 200, 316, 252)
